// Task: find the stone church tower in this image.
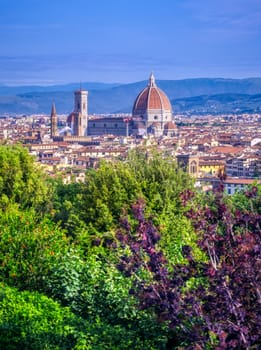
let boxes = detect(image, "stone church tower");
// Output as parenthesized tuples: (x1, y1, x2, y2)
(73, 89, 88, 136)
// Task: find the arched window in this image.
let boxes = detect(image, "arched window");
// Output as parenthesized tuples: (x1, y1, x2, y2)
(190, 160, 197, 174)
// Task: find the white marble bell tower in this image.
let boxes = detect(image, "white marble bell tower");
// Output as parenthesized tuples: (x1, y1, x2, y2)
(74, 89, 88, 136)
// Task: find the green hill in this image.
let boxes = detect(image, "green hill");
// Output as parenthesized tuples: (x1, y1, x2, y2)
(1, 77, 261, 115)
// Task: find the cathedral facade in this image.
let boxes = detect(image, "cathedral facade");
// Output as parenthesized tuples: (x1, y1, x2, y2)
(51, 74, 176, 139)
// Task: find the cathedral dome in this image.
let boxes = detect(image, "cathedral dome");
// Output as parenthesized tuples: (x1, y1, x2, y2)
(132, 73, 172, 116)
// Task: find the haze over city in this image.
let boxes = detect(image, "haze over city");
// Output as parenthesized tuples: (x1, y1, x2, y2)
(1, 0, 261, 85)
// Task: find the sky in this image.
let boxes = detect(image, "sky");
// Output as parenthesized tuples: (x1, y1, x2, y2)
(0, 0, 261, 85)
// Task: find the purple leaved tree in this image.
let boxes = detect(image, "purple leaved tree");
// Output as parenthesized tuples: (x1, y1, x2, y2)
(114, 185, 261, 349)
(184, 185, 261, 349)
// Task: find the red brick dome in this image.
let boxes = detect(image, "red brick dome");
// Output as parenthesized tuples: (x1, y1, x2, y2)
(67, 112, 76, 124)
(132, 73, 172, 114)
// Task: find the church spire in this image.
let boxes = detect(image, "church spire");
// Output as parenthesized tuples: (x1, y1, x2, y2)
(50, 102, 58, 139)
(51, 101, 56, 116)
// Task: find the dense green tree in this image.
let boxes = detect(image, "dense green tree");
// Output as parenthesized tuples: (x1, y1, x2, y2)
(229, 183, 261, 214)
(0, 283, 168, 350)
(0, 145, 51, 213)
(43, 247, 168, 349)
(0, 207, 69, 291)
(52, 150, 195, 258)
(0, 284, 86, 350)
(126, 150, 193, 213)
(0, 209, 168, 349)
(58, 158, 143, 234)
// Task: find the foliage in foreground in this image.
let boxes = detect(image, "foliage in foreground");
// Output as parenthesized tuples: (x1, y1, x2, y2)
(52, 150, 195, 262)
(0, 144, 51, 213)
(0, 207, 69, 291)
(113, 185, 261, 349)
(0, 207, 168, 349)
(0, 282, 168, 350)
(0, 284, 85, 350)
(0, 145, 260, 349)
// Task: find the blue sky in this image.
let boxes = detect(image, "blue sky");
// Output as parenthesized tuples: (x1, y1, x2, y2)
(0, 0, 261, 85)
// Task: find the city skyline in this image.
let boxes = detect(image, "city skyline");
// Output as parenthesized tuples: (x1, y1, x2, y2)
(0, 0, 261, 85)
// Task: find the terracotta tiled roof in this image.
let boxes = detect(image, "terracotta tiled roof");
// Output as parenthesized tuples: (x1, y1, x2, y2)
(164, 121, 177, 129)
(224, 178, 261, 185)
(132, 74, 172, 114)
(67, 112, 77, 124)
(210, 146, 244, 154)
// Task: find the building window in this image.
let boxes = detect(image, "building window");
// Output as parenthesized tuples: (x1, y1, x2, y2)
(154, 115, 158, 120)
(115, 123, 118, 128)
(190, 160, 197, 174)
(83, 103, 86, 110)
(93, 123, 95, 127)
(104, 124, 107, 128)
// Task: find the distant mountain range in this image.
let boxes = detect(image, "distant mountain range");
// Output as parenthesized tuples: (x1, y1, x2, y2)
(1, 78, 261, 115)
